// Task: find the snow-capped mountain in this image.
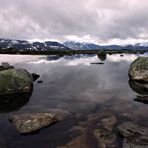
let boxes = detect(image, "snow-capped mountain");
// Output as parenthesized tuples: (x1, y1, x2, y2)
(63, 41, 101, 50)
(63, 41, 148, 50)
(0, 38, 70, 51)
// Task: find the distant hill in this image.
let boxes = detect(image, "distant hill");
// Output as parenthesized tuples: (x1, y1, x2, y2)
(63, 41, 148, 50)
(0, 38, 70, 51)
(0, 38, 148, 52)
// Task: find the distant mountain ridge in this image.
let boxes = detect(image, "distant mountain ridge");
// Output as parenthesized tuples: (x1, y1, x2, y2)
(0, 38, 70, 51)
(0, 38, 148, 51)
(63, 41, 148, 50)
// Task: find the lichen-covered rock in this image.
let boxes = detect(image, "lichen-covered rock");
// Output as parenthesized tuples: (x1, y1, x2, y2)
(129, 57, 148, 82)
(9, 113, 58, 134)
(0, 69, 33, 95)
(134, 96, 148, 104)
(118, 122, 148, 145)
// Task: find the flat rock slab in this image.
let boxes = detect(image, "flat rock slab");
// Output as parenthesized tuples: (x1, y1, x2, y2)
(118, 122, 148, 145)
(9, 113, 58, 134)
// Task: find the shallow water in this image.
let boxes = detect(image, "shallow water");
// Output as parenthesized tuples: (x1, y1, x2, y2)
(0, 53, 148, 148)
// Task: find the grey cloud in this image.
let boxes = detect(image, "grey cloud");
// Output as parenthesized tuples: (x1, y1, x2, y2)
(0, 0, 148, 43)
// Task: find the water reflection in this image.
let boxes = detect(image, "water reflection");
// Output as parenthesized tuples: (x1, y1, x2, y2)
(0, 53, 147, 148)
(0, 93, 32, 113)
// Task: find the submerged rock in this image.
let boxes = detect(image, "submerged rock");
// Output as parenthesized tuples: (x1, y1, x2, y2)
(118, 122, 148, 145)
(0, 69, 33, 95)
(59, 134, 90, 148)
(9, 113, 58, 134)
(94, 129, 117, 148)
(128, 57, 148, 82)
(100, 115, 117, 131)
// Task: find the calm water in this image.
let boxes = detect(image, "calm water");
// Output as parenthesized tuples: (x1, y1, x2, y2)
(0, 53, 148, 148)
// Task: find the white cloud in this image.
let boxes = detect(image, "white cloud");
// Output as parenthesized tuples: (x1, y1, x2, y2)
(0, 0, 148, 44)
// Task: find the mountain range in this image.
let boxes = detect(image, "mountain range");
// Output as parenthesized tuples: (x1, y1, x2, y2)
(0, 38, 148, 51)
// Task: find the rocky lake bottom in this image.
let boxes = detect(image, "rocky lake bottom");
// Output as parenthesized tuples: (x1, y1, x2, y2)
(0, 53, 148, 148)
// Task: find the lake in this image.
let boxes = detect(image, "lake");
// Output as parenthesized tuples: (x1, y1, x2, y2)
(0, 53, 148, 148)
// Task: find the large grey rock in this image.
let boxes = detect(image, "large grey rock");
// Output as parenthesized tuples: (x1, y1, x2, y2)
(0, 69, 33, 95)
(129, 57, 148, 82)
(118, 122, 148, 145)
(9, 113, 58, 134)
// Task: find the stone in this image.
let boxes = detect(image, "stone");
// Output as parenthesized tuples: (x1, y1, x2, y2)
(94, 128, 117, 148)
(0, 69, 33, 95)
(0, 62, 14, 71)
(118, 122, 148, 145)
(123, 140, 148, 148)
(128, 57, 148, 82)
(9, 113, 58, 134)
(32, 73, 40, 82)
(59, 134, 90, 148)
(100, 116, 117, 131)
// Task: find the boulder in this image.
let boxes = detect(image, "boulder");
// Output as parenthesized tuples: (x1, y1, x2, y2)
(0, 69, 33, 95)
(129, 57, 148, 82)
(118, 122, 148, 145)
(9, 113, 58, 134)
(0, 62, 14, 71)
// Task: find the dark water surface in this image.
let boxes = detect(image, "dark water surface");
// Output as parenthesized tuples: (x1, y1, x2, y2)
(0, 53, 148, 148)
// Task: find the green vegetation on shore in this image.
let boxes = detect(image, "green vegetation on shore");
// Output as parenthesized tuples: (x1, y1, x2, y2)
(0, 48, 146, 55)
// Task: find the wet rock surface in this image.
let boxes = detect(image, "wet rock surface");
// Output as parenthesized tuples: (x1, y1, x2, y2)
(118, 122, 148, 145)
(0, 68, 33, 95)
(9, 113, 58, 134)
(129, 57, 148, 82)
(94, 129, 117, 148)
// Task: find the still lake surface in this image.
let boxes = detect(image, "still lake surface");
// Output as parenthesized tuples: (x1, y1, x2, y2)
(0, 53, 148, 148)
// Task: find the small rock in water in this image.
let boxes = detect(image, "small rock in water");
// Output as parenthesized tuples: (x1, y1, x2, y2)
(9, 113, 58, 134)
(32, 73, 40, 82)
(37, 80, 43, 83)
(0, 62, 14, 70)
(118, 122, 148, 145)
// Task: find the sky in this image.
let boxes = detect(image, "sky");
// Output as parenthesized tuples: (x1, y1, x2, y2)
(0, 0, 148, 45)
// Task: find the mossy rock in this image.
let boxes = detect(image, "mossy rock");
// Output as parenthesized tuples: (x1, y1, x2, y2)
(0, 69, 33, 95)
(129, 57, 148, 82)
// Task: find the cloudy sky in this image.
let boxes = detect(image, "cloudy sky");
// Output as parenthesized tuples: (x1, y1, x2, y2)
(0, 0, 148, 44)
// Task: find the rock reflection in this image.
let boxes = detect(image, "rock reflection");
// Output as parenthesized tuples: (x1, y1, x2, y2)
(129, 80, 148, 104)
(0, 92, 32, 113)
(97, 51, 107, 61)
